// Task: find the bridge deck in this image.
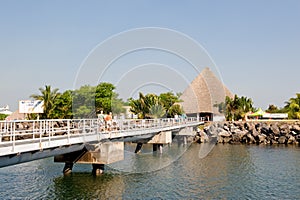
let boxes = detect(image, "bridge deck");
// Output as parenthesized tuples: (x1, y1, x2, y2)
(0, 118, 203, 157)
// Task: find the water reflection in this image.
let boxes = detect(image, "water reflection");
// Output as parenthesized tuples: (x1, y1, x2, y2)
(0, 144, 299, 199)
(108, 139, 191, 173)
(51, 173, 124, 199)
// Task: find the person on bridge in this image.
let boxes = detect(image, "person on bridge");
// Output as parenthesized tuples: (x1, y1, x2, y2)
(105, 112, 112, 131)
(98, 110, 105, 131)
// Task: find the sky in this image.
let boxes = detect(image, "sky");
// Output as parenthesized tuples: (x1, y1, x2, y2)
(0, 0, 300, 111)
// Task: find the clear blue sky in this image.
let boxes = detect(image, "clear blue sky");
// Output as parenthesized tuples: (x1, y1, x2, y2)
(1, 0, 300, 111)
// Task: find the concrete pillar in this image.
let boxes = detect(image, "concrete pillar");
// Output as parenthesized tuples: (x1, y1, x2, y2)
(153, 144, 163, 153)
(63, 162, 73, 175)
(92, 164, 105, 175)
(134, 143, 143, 154)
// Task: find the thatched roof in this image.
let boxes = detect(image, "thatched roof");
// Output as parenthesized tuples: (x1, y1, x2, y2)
(180, 67, 233, 114)
(5, 110, 25, 120)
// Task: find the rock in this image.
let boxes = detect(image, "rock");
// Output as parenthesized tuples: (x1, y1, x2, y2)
(223, 125, 230, 131)
(246, 133, 255, 144)
(218, 130, 231, 137)
(244, 122, 255, 131)
(291, 124, 300, 134)
(251, 129, 260, 138)
(278, 136, 287, 144)
(231, 134, 241, 143)
(223, 137, 232, 143)
(271, 139, 278, 144)
(287, 135, 296, 144)
(260, 123, 270, 135)
(257, 134, 267, 143)
(269, 124, 280, 136)
(236, 130, 248, 140)
(280, 124, 290, 136)
(217, 136, 224, 143)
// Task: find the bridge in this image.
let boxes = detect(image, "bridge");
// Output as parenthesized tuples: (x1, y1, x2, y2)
(0, 117, 203, 174)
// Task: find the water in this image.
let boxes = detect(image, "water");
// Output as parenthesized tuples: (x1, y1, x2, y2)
(0, 143, 299, 199)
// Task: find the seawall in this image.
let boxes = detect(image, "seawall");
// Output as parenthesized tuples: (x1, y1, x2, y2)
(195, 121, 300, 145)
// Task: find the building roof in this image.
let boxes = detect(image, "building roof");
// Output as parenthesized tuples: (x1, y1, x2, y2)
(180, 67, 233, 114)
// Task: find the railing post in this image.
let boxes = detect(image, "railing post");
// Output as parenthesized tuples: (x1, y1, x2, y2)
(83, 119, 86, 134)
(33, 120, 35, 139)
(12, 121, 15, 152)
(67, 120, 70, 144)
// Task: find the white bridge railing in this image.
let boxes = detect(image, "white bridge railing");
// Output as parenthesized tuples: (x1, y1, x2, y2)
(0, 117, 201, 156)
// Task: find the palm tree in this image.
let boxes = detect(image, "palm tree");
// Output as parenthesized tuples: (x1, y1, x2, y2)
(30, 85, 60, 119)
(285, 93, 300, 119)
(225, 95, 254, 121)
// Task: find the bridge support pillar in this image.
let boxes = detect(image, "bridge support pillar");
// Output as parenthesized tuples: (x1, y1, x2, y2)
(148, 131, 172, 153)
(92, 164, 105, 175)
(153, 144, 163, 153)
(63, 162, 74, 174)
(135, 143, 143, 154)
(54, 142, 124, 175)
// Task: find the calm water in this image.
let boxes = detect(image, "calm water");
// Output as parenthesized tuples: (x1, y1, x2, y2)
(0, 143, 299, 199)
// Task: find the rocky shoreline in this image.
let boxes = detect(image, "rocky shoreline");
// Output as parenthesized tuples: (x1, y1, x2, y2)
(195, 121, 300, 145)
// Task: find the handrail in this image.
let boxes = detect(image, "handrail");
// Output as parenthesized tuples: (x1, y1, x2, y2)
(0, 117, 202, 156)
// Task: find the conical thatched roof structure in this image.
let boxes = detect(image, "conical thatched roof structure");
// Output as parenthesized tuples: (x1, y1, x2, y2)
(180, 67, 233, 118)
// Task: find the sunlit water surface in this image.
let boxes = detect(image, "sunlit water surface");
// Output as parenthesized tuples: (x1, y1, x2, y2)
(0, 143, 299, 199)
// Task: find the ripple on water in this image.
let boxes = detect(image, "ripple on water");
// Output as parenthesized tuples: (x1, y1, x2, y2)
(0, 144, 299, 199)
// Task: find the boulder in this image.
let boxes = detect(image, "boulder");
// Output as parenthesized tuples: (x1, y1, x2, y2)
(217, 136, 224, 143)
(280, 124, 290, 136)
(269, 124, 280, 136)
(223, 137, 232, 143)
(271, 139, 278, 144)
(260, 123, 270, 135)
(278, 136, 287, 144)
(287, 135, 296, 144)
(218, 130, 231, 137)
(251, 129, 260, 138)
(231, 134, 241, 143)
(291, 124, 300, 134)
(246, 133, 255, 144)
(257, 134, 267, 143)
(244, 122, 255, 131)
(236, 130, 248, 140)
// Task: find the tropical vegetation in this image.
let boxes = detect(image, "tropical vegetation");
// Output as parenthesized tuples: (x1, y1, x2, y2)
(129, 92, 183, 119)
(222, 95, 255, 121)
(284, 93, 300, 119)
(30, 83, 125, 119)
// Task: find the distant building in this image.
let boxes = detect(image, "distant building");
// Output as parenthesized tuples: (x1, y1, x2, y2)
(180, 67, 233, 121)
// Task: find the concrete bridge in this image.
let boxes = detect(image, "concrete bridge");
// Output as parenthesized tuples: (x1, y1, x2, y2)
(0, 117, 203, 174)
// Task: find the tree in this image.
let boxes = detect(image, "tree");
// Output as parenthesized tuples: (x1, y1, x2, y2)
(53, 90, 73, 119)
(129, 93, 162, 119)
(95, 82, 125, 115)
(265, 104, 280, 113)
(30, 85, 60, 119)
(159, 92, 183, 117)
(168, 104, 183, 118)
(129, 92, 183, 119)
(284, 93, 300, 119)
(0, 114, 8, 120)
(225, 95, 255, 121)
(72, 85, 96, 118)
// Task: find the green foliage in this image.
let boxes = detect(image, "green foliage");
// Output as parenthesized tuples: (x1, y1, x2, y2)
(72, 85, 96, 118)
(53, 90, 73, 119)
(225, 95, 255, 121)
(149, 104, 166, 119)
(284, 93, 300, 119)
(31, 82, 125, 119)
(265, 104, 281, 113)
(168, 104, 183, 117)
(0, 114, 8, 120)
(30, 85, 60, 119)
(129, 92, 183, 119)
